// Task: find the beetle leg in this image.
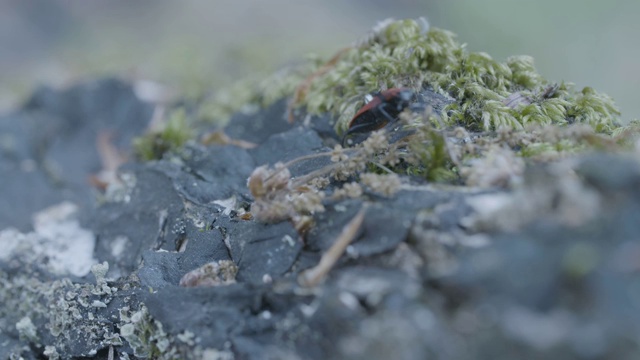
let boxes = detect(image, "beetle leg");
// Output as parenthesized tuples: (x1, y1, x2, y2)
(342, 103, 397, 147)
(376, 102, 397, 125)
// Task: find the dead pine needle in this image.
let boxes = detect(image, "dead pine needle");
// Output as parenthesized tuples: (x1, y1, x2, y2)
(298, 206, 367, 287)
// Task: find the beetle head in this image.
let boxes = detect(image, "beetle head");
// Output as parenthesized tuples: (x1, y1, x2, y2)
(391, 89, 415, 111)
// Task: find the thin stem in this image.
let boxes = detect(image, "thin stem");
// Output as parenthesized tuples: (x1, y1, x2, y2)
(263, 148, 359, 183)
(370, 162, 394, 174)
(298, 205, 367, 287)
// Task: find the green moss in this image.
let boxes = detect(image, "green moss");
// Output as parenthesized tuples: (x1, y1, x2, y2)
(507, 55, 545, 89)
(189, 18, 622, 150)
(407, 126, 458, 182)
(612, 119, 640, 145)
(197, 61, 316, 125)
(172, 18, 628, 185)
(281, 18, 620, 136)
(258, 18, 626, 184)
(567, 86, 621, 133)
(134, 107, 193, 161)
(196, 78, 260, 125)
(519, 140, 585, 159)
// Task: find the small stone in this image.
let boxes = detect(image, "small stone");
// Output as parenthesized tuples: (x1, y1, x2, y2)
(179, 260, 238, 287)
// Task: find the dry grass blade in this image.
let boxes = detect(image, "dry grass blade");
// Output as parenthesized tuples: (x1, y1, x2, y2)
(298, 206, 367, 287)
(287, 47, 351, 123)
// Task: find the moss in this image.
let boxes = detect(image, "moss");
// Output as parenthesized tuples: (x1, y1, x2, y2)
(196, 61, 316, 125)
(612, 119, 640, 146)
(406, 126, 458, 182)
(161, 18, 628, 187)
(567, 86, 621, 133)
(188, 18, 623, 157)
(133, 107, 193, 161)
(280, 18, 626, 184)
(282, 18, 620, 136)
(507, 55, 545, 89)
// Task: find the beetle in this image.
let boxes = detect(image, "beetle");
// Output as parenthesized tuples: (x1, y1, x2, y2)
(341, 88, 415, 146)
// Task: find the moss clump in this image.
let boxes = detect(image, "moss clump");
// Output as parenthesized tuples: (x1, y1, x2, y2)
(189, 17, 623, 144)
(612, 119, 640, 145)
(134, 107, 192, 161)
(196, 62, 316, 125)
(406, 125, 458, 182)
(167, 18, 632, 188)
(567, 86, 621, 133)
(262, 17, 631, 186)
(284, 18, 620, 136)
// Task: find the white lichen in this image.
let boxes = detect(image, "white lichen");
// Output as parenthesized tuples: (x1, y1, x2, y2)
(16, 316, 38, 342)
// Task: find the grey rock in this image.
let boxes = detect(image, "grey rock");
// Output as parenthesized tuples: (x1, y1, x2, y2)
(224, 99, 294, 145)
(163, 143, 256, 203)
(249, 126, 331, 177)
(224, 218, 302, 284)
(0, 78, 153, 231)
(3, 79, 640, 360)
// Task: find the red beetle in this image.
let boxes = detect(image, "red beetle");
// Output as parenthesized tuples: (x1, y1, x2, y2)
(341, 88, 415, 146)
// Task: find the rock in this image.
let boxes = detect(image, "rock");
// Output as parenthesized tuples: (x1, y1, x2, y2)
(162, 143, 256, 203)
(224, 99, 294, 145)
(249, 126, 330, 177)
(0, 78, 153, 231)
(2, 78, 640, 360)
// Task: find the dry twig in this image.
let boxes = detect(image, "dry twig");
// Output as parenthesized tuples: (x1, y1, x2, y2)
(298, 206, 367, 287)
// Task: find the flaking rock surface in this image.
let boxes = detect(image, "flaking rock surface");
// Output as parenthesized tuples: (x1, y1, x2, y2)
(1, 79, 639, 359)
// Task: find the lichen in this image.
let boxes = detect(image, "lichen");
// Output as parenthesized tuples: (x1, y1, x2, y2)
(0, 268, 125, 357)
(119, 305, 202, 360)
(119, 305, 174, 359)
(16, 316, 38, 342)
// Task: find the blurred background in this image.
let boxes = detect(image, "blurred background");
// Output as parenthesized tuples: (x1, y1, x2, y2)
(1, 0, 638, 120)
